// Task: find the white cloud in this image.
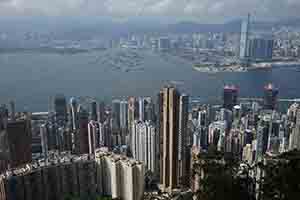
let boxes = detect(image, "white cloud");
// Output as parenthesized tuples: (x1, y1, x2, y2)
(0, 0, 300, 22)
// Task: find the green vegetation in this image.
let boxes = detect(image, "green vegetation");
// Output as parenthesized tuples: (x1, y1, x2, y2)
(193, 152, 254, 200)
(64, 194, 112, 200)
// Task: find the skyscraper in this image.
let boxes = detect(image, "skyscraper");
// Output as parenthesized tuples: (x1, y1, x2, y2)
(120, 100, 128, 130)
(112, 99, 121, 130)
(90, 101, 98, 121)
(40, 124, 48, 159)
(99, 121, 112, 149)
(240, 14, 250, 60)
(70, 97, 78, 130)
(6, 119, 32, 168)
(144, 97, 155, 122)
(128, 97, 139, 131)
(131, 121, 157, 174)
(178, 94, 189, 187)
(223, 85, 238, 110)
(159, 86, 188, 191)
(139, 97, 145, 122)
(54, 94, 68, 125)
(88, 120, 98, 154)
(78, 109, 89, 154)
(98, 101, 106, 123)
(263, 83, 279, 110)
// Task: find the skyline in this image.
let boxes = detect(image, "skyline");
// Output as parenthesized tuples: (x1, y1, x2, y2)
(0, 0, 300, 23)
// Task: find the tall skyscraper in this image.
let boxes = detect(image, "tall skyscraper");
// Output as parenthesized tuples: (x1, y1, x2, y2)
(99, 121, 112, 149)
(223, 85, 238, 110)
(159, 86, 188, 191)
(54, 94, 68, 125)
(139, 97, 145, 122)
(263, 83, 279, 110)
(112, 99, 121, 130)
(289, 108, 300, 150)
(6, 119, 32, 168)
(78, 109, 89, 154)
(120, 100, 128, 130)
(178, 94, 189, 187)
(144, 97, 155, 122)
(90, 101, 98, 121)
(128, 97, 139, 130)
(256, 119, 270, 161)
(70, 97, 78, 130)
(131, 121, 157, 174)
(88, 120, 98, 154)
(239, 14, 250, 60)
(40, 124, 48, 159)
(98, 101, 106, 123)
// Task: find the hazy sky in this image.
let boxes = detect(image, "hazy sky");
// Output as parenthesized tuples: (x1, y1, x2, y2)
(0, 0, 300, 22)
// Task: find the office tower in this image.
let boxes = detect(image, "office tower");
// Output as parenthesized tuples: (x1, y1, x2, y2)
(239, 14, 250, 59)
(112, 99, 121, 130)
(159, 86, 189, 191)
(78, 109, 89, 154)
(9, 100, 15, 122)
(70, 97, 78, 130)
(90, 101, 98, 121)
(54, 94, 68, 125)
(131, 121, 157, 174)
(263, 83, 279, 110)
(98, 101, 106, 123)
(40, 124, 48, 159)
(178, 94, 190, 187)
(223, 85, 238, 110)
(248, 38, 273, 60)
(128, 97, 139, 131)
(6, 119, 32, 168)
(120, 100, 128, 130)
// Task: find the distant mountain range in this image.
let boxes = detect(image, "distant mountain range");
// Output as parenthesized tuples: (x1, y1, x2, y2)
(1, 17, 300, 40)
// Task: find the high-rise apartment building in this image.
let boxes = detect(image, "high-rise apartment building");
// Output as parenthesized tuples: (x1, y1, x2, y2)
(6, 119, 32, 168)
(158, 86, 189, 191)
(131, 121, 157, 174)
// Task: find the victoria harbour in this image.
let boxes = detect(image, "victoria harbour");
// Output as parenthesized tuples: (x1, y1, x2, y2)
(0, 49, 300, 111)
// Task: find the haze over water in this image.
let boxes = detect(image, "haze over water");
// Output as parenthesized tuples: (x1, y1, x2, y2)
(0, 49, 300, 111)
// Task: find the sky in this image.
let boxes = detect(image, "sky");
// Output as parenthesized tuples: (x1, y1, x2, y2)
(0, 0, 300, 23)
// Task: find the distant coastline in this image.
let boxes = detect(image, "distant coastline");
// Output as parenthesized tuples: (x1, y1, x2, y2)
(193, 60, 300, 73)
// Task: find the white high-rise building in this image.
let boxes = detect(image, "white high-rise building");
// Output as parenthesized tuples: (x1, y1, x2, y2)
(131, 121, 157, 174)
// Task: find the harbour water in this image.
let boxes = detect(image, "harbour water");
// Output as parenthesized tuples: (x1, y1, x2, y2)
(0, 49, 300, 111)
